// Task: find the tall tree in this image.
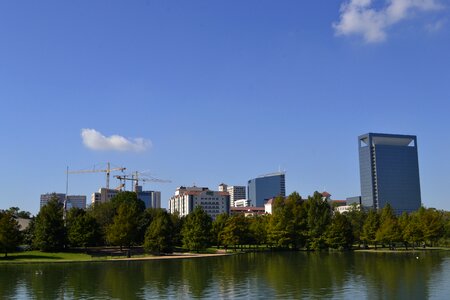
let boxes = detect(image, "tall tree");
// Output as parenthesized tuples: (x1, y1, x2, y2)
(326, 212, 354, 250)
(106, 202, 140, 250)
(305, 192, 332, 250)
(361, 210, 380, 249)
(221, 215, 250, 251)
(33, 196, 66, 252)
(344, 204, 366, 248)
(267, 196, 292, 248)
(66, 208, 100, 249)
(376, 204, 401, 249)
(418, 207, 445, 247)
(181, 207, 212, 252)
(144, 210, 174, 254)
(212, 213, 229, 248)
(170, 212, 184, 247)
(86, 201, 116, 245)
(0, 211, 21, 257)
(249, 215, 269, 247)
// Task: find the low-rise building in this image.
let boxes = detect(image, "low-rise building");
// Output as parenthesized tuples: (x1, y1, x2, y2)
(230, 207, 265, 217)
(335, 204, 361, 214)
(168, 186, 230, 219)
(234, 199, 251, 207)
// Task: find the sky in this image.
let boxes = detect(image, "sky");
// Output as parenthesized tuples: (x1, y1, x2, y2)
(0, 0, 449, 215)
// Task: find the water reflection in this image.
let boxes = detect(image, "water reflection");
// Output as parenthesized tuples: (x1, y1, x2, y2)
(0, 251, 448, 299)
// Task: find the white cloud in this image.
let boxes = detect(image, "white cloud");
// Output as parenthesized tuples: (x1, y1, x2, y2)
(81, 128, 151, 152)
(426, 18, 446, 31)
(333, 0, 444, 43)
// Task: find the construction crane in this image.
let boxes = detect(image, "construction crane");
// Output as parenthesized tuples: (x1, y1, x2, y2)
(67, 162, 126, 190)
(115, 171, 171, 192)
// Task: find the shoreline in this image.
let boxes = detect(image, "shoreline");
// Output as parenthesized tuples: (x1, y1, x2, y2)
(0, 252, 233, 265)
(2, 247, 449, 265)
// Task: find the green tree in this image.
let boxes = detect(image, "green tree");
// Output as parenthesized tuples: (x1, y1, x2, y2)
(22, 217, 35, 246)
(144, 210, 174, 254)
(344, 204, 366, 248)
(326, 212, 354, 250)
(106, 202, 140, 250)
(418, 207, 445, 247)
(267, 196, 292, 248)
(86, 200, 116, 245)
(398, 212, 424, 249)
(376, 204, 401, 249)
(212, 213, 229, 248)
(7, 207, 32, 219)
(361, 209, 380, 249)
(66, 208, 100, 249)
(249, 214, 269, 247)
(267, 193, 307, 249)
(33, 196, 66, 251)
(305, 192, 332, 250)
(0, 211, 21, 257)
(221, 215, 250, 251)
(112, 191, 146, 244)
(170, 212, 184, 247)
(181, 207, 212, 252)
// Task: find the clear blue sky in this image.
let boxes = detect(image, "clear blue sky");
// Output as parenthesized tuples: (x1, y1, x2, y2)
(1, 1, 449, 214)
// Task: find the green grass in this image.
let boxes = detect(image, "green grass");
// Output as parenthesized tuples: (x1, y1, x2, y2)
(0, 251, 94, 263)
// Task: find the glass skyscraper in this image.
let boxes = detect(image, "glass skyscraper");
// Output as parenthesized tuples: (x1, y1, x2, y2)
(359, 133, 421, 214)
(248, 172, 286, 207)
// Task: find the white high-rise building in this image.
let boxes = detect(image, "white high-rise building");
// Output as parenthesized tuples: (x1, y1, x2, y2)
(227, 185, 246, 207)
(168, 186, 230, 219)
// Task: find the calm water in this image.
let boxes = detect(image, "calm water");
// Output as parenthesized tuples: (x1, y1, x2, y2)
(1, 251, 450, 299)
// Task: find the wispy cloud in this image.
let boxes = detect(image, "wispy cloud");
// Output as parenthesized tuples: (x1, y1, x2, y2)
(81, 128, 151, 152)
(426, 18, 446, 32)
(333, 0, 444, 43)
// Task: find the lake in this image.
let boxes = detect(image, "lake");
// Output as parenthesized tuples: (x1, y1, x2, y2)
(1, 251, 449, 299)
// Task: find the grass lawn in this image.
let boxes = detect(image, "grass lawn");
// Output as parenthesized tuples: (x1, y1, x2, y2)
(0, 251, 95, 263)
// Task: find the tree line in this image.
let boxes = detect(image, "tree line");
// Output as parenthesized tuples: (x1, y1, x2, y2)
(1, 191, 450, 257)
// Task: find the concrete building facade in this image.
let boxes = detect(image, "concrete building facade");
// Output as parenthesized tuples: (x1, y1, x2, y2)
(248, 172, 286, 207)
(358, 133, 422, 214)
(91, 186, 161, 209)
(91, 188, 119, 205)
(168, 186, 230, 220)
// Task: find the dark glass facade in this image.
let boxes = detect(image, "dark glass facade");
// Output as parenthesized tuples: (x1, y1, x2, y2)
(248, 172, 286, 207)
(359, 133, 421, 214)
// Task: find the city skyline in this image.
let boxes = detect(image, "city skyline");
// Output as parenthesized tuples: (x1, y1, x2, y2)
(1, 1, 449, 214)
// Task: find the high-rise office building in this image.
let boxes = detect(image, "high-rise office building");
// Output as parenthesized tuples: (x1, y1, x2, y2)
(358, 133, 421, 214)
(135, 186, 161, 209)
(227, 185, 246, 207)
(40, 193, 86, 210)
(247, 172, 286, 207)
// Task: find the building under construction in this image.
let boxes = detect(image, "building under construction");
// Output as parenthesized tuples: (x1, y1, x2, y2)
(91, 186, 161, 209)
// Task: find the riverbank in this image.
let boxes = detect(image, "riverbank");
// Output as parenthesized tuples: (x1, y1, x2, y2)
(0, 250, 232, 265)
(354, 247, 450, 253)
